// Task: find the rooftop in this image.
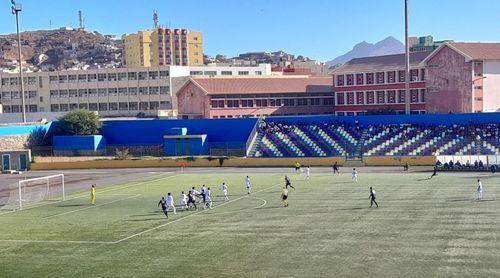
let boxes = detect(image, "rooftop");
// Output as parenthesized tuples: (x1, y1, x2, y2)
(333, 51, 433, 73)
(190, 77, 333, 95)
(448, 42, 500, 60)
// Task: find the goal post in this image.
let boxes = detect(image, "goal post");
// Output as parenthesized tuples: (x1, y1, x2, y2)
(16, 174, 65, 210)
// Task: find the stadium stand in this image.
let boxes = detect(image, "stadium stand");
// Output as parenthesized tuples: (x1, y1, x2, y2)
(251, 119, 500, 158)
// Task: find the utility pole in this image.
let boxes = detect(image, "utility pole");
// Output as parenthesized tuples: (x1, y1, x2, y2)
(404, 0, 411, 115)
(12, 0, 26, 123)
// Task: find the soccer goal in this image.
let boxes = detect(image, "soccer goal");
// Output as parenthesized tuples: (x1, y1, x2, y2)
(0, 174, 65, 211)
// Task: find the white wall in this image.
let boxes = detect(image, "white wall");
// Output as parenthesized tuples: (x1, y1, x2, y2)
(483, 60, 500, 112)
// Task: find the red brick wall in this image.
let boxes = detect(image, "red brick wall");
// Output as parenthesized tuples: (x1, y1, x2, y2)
(426, 45, 473, 113)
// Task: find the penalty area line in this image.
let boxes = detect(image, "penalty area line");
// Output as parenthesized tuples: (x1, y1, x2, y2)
(112, 183, 278, 244)
(43, 194, 141, 219)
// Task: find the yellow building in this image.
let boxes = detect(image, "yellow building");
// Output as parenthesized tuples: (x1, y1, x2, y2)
(122, 30, 153, 67)
(124, 28, 203, 67)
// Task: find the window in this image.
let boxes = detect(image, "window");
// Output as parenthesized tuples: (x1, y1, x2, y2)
(79, 103, 88, 109)
(11, 92, 19, 99)
(366, 73, 374, 85)
(119, 102, 129, 110)
(346, 92, 355, 105)
(129, 102, 138, 110)
(60, 104, 69, 112)
(99, 103, 108, 111)
(310, 98, 320, 106)
(68, 75, 77, 83)
(28, 77, 37, 85)
(160, 86, 169, 95)
(88, 74, 97, 82)
(256, 99, 268, 107)
(98, 89, 107, 97)
(59, 90, 68, 98)
(410, 69, 419, 82)
(398, 90, 405, 103)
(98, 74, 106, 82)
(28, 91, 37, 98)
(149, 101, 159, 110)
(148, 71, 158, 80)
(1, 78, 8, 86)
(282, 99, 294, 107)
(69, 89, 78, 98)
(255, 71, 262, 75)
(420, 89, 426, 103)
(50, 90, 58, 98)
(49, 76, 58, 84)
(108, 73, 117, 81)
(108, 88, 118, 96)
(89, 103, 98, 111)
(474, 86, 483, 90)
(356, 92, 364, 104)
(346, 74, 354, 86)
(70, 103, 78, 110)
(376, 72, 385, 84)
(227, 99, 239, 108)
(159, 71, 169, 79)
(323, 98, 334, 105)
(297, 98, 308, 106)
(109, 103, 118, 111)
(336, 93, 345, 105)
(128, 87, 138, 96)
(366, 91, 375, 104)
(128, 72, 137, 80)
(78, 74, 87, 82)
(149, 87, 159, 95)
(376, 91, 385, 104)
(138, 72, 147, 80)
(336, 75, 344, 86)
(387, 90, 396, 103)
(50, 104, 60, 112)
(118, 88, 128, 96)
(88, 89, 97, 97)
(410, 89, 418, 103)
(398, 71, 405, 82)
(238, 71, 249, 76)
(420, 69, 426, 81)
(190, 71, 203, 76)
(58, 75, 68, 83)
(221, 71, 232, 76)
(204, 71, 217, 76)
(356, 74, 364, 85)
(387, 71, 396, 83)
(139, 87, 148, 95)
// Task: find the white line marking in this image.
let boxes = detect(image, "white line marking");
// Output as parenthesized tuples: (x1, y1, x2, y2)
(0, 173, 178, 216)
(0, 239, 113, 244)
(113, 184, 278, 244)
(43, 194, 141, 219)
(0, 181, 277, 245)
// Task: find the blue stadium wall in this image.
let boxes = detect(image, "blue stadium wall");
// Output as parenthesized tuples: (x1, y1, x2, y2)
(0, 123, 52, 136)
(265, 112, 500, 125)
(99, 118, 258, 145)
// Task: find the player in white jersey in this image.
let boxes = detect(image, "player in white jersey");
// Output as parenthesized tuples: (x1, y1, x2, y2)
(352, 168, 358, 182)
(245, 176, 251, 194)
(191, 186, 201, 203)
(204, 187, 213, 209)
(165, 192, 177, 215)
(220, 182, 229, 201)
(306, 166, 311, 180)
(476, 179, 483, 201)
(180, 191, 188, 210)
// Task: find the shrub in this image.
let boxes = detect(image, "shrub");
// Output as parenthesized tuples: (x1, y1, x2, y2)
(58, 110, 102, 135)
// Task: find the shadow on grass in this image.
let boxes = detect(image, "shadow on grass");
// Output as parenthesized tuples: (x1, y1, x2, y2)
(56, 204, 86, 207)
(446, 198, 496, 203)
(126, 218, 166, 222)
(336, 207, 365, 211)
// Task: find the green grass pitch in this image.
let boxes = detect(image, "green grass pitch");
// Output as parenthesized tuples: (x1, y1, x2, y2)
(1, 170, 500, 277)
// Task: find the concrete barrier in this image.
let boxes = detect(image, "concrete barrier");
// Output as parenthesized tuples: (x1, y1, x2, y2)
(364, 156, 436, 166)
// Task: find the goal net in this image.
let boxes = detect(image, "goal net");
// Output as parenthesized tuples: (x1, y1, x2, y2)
(0, 174, 65, 211)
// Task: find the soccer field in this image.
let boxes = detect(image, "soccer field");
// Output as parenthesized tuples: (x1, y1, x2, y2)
(1, 169, 500, 277)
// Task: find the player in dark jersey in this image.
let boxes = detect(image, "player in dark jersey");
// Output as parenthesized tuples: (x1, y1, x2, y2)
(332, 162, 340, 174)
(158, 197, 168, 218)
(187, 191, 197, 210)
(284, 176, 295, 190)
(369, 187, 378, 208)
(429, 166, 438, 179)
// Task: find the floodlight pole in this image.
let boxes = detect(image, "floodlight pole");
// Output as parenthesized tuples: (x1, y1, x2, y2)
(12, 1, 27, 123)
(404, 0, 411, 115)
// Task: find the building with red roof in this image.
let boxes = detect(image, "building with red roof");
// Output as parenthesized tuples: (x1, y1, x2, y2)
(176, 76, 333, 119)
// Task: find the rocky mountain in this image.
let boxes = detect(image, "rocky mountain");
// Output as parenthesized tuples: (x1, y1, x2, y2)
(0, 29, 122, 71)
(327, 36, 404, 67)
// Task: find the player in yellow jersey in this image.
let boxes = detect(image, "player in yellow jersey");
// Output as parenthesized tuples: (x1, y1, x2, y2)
(281, 186, 289, 207)
(90, 184, 96, 205)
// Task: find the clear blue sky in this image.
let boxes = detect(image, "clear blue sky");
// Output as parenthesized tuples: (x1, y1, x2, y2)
(1, 0, 499, 61)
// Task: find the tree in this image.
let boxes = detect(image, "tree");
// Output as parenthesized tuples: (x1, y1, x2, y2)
(58, 110, 102, 135)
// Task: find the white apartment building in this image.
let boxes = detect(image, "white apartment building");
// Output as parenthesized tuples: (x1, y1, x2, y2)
(0, 64, 272, 121)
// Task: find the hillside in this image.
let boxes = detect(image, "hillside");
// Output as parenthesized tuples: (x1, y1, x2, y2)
(0, 29, 122, 71)
(327, 36, 404, 67)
